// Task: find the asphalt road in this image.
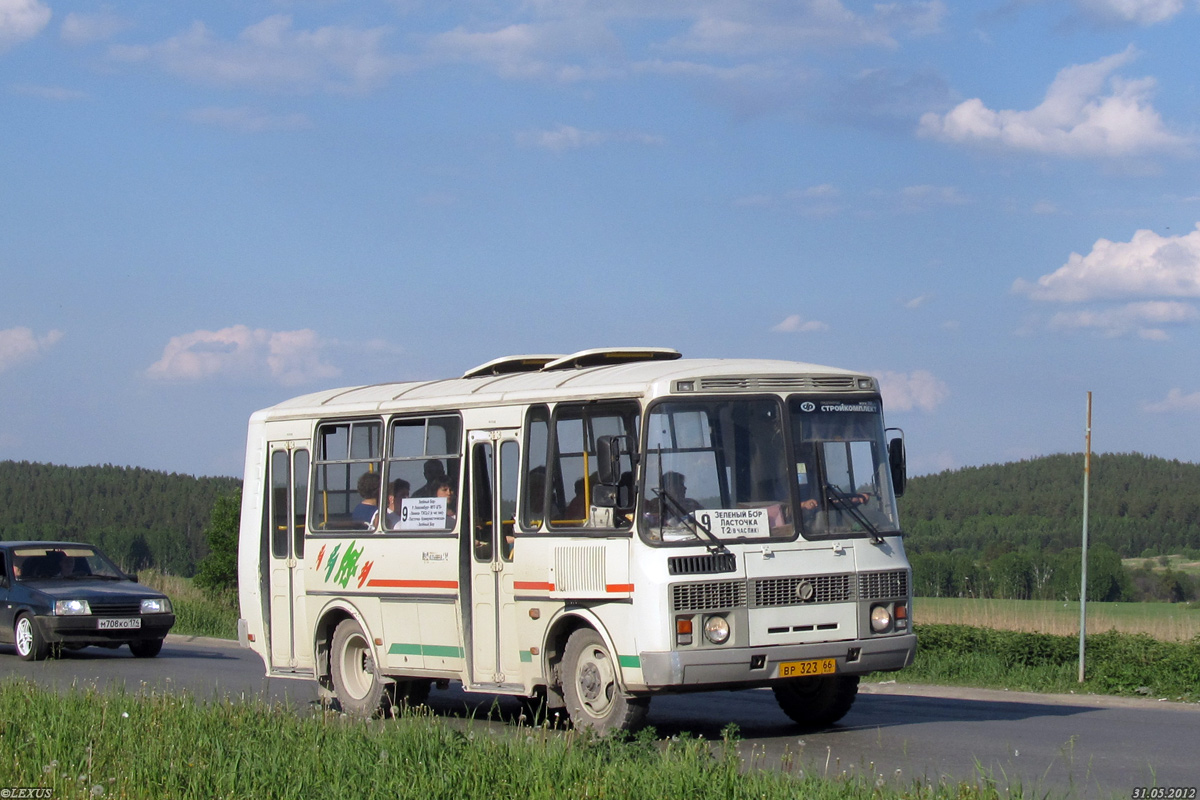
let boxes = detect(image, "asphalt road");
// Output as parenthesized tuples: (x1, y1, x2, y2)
(1, 636, 1196, 798)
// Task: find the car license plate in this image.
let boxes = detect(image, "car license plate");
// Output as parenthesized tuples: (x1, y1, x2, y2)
(97, 618, 141, 630)
(777, 658, 836, 678)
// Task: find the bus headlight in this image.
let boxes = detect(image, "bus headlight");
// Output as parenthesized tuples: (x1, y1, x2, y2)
(703, 615, 730, 645)
(55, 599, 91, 616)
(870, 605, 892, 633)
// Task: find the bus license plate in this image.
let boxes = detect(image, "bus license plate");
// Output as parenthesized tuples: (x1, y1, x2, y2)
(777, 658, 836, 678)
(97, 618, 141, 630)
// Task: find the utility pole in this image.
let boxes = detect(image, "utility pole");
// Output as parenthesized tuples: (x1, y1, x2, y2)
(1079, 391, 1092, 684)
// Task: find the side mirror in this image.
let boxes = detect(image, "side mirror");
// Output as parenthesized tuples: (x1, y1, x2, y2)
(595, 435, 629, 486)
(591, 485, 618, 508)
(887, 430, 907, 497)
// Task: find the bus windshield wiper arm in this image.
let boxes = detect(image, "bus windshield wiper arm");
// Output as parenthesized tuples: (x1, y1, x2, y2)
(653, 488, 730, 556)
(823, 484, 884, 545)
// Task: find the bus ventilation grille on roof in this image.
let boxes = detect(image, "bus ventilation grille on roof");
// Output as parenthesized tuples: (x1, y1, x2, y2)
(698, 375, 858, 392)
(667, 553, 737, 576)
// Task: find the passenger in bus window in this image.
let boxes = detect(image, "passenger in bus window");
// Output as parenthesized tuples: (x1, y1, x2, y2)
(352, 472, 382, 525)
(374, 478, 410, 530)
(413, 459, 447, 498)
(645, 471, 701, 526)
(565, 473, 599, 523)
(433, 478, 457, 528)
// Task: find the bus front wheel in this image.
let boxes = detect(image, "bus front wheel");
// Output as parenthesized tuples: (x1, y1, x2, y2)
(330, 619, 387, 718)
(772, 674, 859, 729)
(561, 628, 648, 733)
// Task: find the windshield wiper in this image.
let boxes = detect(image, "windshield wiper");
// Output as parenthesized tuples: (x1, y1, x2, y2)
(653, 487, 730, 556)
(823, 484, 884, 545)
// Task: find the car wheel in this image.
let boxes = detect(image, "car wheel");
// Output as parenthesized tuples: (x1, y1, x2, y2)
(561, 628, 648, 733)
(14, 614, 50, 661)
(330, 618, 387, 718)
(129, 638, 164, 658)
(772, 674, 859, 729)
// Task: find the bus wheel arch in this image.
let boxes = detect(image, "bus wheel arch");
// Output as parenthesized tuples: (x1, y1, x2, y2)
(546, 613, 648, 733)
(313, 603, 364, 697)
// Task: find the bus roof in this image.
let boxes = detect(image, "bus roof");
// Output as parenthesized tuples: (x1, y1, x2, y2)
(250, 349, 871, 422)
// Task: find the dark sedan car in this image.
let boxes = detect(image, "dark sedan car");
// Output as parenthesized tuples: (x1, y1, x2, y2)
(0, 541, 176, 660)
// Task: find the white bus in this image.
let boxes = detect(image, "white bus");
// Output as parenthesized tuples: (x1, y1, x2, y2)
(237, 348, 915, 731)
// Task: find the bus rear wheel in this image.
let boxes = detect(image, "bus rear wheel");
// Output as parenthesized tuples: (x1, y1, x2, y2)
(561, 628, 648, 733)
(772, 674, 859, 729)
(330, 619, 387, 718)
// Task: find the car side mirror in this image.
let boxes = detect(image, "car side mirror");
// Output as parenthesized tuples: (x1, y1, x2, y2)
(887, 430, 907, 497)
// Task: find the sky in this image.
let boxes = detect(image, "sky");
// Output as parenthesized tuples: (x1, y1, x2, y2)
(1, 0, 1198, 480)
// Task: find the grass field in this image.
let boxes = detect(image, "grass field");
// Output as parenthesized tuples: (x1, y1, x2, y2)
(914, 597, 1200, 641)
(138, 570, 238, 640)
(0, 679, 1046, 800)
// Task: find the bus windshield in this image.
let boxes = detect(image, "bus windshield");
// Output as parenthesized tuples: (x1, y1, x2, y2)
(640, 398, 794, 543)
(790, 397, 900, 537)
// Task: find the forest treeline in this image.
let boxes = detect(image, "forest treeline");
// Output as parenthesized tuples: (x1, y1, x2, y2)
(0, 461, 239, 575)
(1, 453, 1197, 601)
(900, 452, 1200, 602)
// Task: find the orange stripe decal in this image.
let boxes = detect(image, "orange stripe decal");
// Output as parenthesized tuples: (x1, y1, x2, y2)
(367, 579, 459, 589)
(606, 584, 634, 593)
(514, 581, 555, 592)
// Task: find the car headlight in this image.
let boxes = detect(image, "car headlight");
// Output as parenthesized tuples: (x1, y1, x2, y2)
(55, 599, 91, 616)
(870, 604, 892, 633)
(703, 615, 730, 645)
(141, 598, 172, 614)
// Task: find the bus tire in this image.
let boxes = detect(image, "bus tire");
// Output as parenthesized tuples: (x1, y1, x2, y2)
(561, 628, 648, 733)
(772, 674, 859, 729)
(330, 619, 387, 718)
(15, 614, 50, 661)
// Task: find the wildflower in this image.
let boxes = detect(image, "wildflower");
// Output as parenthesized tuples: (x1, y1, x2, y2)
(121, 712, 129, 719)
(91, 785, 105, 797)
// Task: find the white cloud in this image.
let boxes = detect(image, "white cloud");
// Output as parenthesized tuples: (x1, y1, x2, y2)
(1014, 224, 1200, 302)
(108, 16, 400, 94)
(1074, 0, 1185, 25)
(1143, 388, 1200, 412)
(9, 84, 88, 101)
(877, 370, 949, 412)
(146, 325, 339, 386)
(899, 184, 969, 209)
(426, 18, 621, 82)
(918, 47, 1191, 158)
(771, 314, 829, 333)
(185, 106, 312, 134)
(904, 294, 931, 309)
(516, 123, 664, 152)
(0, 327, 63, 373)
(1046, 300, 1198, 338)
(660, 1, 945, 54)
(60, 10, 127, 44)
(0, 0, 50, 51)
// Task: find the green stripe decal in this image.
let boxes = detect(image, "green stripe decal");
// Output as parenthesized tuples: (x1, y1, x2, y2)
(618, 655, 641, 669)
(520, 650, 533, 663)
(388, 643, 464, 658)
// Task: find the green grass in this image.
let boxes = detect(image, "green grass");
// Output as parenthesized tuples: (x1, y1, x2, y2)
(914, 596, 1200, 641)
(0, 679, 1041, 800)
(137, 570, 238, 640)
(885, 623, 1200, 702)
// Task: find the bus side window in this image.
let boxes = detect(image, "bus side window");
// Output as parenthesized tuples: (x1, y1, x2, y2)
(521, 406, 549, 531)
(310, 420, 382, 531)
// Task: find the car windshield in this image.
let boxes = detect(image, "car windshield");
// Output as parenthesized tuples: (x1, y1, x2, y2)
(12, 546, 126, 581)
(789, 397, 901, 537)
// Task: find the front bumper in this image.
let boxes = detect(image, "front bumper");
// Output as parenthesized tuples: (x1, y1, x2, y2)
(36, 614, 176, 644)
(636, 633, 915, 690)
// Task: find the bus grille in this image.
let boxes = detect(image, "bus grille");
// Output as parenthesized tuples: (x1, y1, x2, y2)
(668, 553, 737, 576)
(859, 570, 908, 599)
(697, 375, 859, 392)
(752, 574, 854, 607)
(671, 580, 746, 612)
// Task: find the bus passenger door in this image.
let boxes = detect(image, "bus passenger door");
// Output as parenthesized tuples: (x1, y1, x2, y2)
(465, 430, 522, 689)
(266, 442, 311, 672)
